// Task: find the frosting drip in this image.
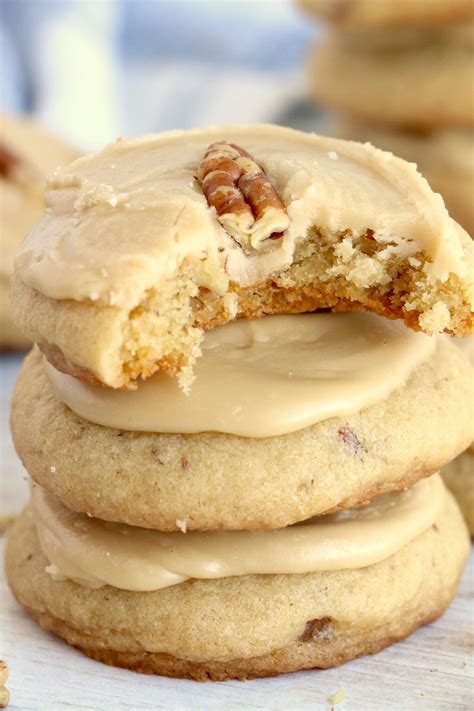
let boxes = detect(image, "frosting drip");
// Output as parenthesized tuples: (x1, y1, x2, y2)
(33, 475, 445, 592)
(45, 312, 436, 438)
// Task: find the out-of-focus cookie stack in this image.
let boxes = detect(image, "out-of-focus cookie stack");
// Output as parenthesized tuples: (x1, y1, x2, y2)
(300, 0, 474, 236)
(5, 125, 474, 679)
(300, 0, 474, 534)
(0, 113, 79, 350)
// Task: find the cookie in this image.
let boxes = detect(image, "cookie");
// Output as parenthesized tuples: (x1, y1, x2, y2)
(309, 27, 474, 129)
(330, 122, 474, 236)
(11, 332, 473, 531)
(6, 487, 469, 680)
(442, 448, 474, 535)
(0, 113, 79, 350)
(10, 125, 473, 390)
(299, 0, 474, 29)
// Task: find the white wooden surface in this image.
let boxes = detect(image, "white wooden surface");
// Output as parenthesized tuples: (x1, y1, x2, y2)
(1, 354, 473, 711)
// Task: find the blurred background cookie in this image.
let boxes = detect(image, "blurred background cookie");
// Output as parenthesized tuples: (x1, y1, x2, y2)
(0, 113, 79, 351)
(309, 24, 474, 129)
(299, 0, 474, 29)
(302, 3, 474, 238)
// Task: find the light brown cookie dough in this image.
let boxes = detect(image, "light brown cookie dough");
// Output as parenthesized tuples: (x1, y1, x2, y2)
(5, 490, 469, 680)
(309, 27, 474, 130)
(298, 0, 474, 29)
(0, 113, 79, 350)
(11, 339, 473, 531)
(10, 125, 473, 390)
(330, 122, 474, 236)
(442, 448, 474, 535)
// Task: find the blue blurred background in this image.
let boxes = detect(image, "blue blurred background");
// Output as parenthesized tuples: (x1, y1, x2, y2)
(0, 0, 321, 150)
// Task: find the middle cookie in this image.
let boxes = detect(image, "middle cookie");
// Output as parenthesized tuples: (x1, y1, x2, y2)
(12, 312, 473, 531)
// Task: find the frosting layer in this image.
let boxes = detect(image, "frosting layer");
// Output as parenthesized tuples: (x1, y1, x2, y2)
(44, 312, 436, 437)
(34, 475, 445, 592)
(15, 124, 470, 311)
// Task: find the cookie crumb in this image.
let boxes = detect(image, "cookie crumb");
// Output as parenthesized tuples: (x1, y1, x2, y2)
(0, 661, 8, 687)
(329, 688, 346, 705)
(328, 151, 338, 160)
(176, 519, 188, 533)
(50, 465, 56, 474)
(0, 686, 9, 708)
(0, 516, 15, 536)
(0, 660, 9, 708)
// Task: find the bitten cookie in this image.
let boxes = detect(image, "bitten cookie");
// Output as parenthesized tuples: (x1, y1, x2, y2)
(10, 125, 473, 390)
(5, 489, 469, 680)
(309, 25, 474, 129)
(11, 335, 473, 531)
(0, 113, 79, 350)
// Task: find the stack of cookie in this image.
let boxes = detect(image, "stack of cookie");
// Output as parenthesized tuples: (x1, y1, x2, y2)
(0, 113, 79, 351)
(6, 125, 474, 679)
(301, 0, 474, 535)
(301, 0, 474, 235)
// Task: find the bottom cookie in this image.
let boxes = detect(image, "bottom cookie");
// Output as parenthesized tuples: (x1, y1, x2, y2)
(6, 492, 469, 681)
(442, 448, 474, 535)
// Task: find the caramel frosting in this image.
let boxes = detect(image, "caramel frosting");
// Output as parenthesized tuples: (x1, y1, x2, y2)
(33, 475, 445, 592)
(15, 124, 471, 312)
(44, 312, 435, 438)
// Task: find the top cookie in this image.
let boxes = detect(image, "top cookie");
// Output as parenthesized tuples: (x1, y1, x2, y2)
(299, 0, 474, 28)
(0, 113, 79, 349)
(10, 124, 473, 389)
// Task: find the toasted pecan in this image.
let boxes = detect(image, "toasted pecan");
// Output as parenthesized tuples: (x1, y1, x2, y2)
(197, 141, 289, 251)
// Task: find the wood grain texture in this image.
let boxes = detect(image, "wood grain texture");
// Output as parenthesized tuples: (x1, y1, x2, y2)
(1, 354, 473, 711)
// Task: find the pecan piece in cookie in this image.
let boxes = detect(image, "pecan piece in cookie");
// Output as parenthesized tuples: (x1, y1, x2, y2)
(197, 141, 290, 251)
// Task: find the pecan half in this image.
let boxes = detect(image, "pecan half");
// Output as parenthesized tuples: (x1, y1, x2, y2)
(197, 141, 290, 251)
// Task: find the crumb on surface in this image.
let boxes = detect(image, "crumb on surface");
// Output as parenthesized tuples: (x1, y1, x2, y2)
(0, 660, 9, 708)
(329, 688, 346, 705)
(0, 686, 9, 708)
